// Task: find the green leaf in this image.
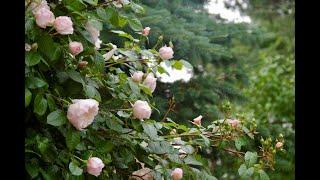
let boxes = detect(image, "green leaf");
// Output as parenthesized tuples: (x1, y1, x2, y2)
(110, 11, 127, 27)
(83, 85, 101, 101)
(117, 111, 130, 118)
(111, 30, 134, 41)
(147, 141, 173, 154)
(180, 60, 193, 69)
(139, 84, 153, 96)
(128, 17, 143, 31)
(130, 2, 145, 14)
(47, 110, 67, 126)
(26, 77, 48, 89)
(105, 117, 124, 132)
(97, 140, 114, 153)
(69, 162, 83, 176)
(200, 134, 210, 147)
(244, 151, 258, 167)
(34, 94, 47, 116)
(172, 61, 183, 70)
(96, 7, 108, 21)
(258, 170, 270, 180)
(25, 88, 32, 107)
(37, 33, 61, 62)
(184, 155, 203, 166)
(67, 70, 85, 84)
(66, 131, 81, 150)
(238, 164, 247, 176)
(83, 0, 98, 6)
(235, 137, 246, 151)
(26, 52, 42, 66)
(26, 163, 39, 178)
(142, 122, 158, 140)
(128, 79, 140, 94)
(46, 94, 56, 112)
(246, 167, 254, 176)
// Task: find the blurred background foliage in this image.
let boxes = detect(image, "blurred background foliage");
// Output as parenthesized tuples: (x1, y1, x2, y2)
(132, 0, 295, 179)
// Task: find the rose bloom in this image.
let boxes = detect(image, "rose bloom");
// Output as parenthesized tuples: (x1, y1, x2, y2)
(193, 115, 202, 126)
(30, 0, 50, 15)
(87, 157, 105, 177)
(159, 45, 174, 60)
(132, 71, 144, 82)
(227, 119, 240, 127)
(69, 41, 83, 56)
(171, 168, 183, 180)
(142, 27, 151, 36)
(67, 99, 99, 130)
(25, 43, 32, 51)
(143, 73, 157, 93)
(132, 100, 152, 120)
(85, 21, 100, 43)
(34, 8, 55, 28)
(54, 16, 74, 35)
(275, 142, 283, 149)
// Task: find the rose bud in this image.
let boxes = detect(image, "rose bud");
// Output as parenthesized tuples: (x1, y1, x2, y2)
(132, 100, 152, 120)
(275, 142, 283, 149)
(142, 27, 151, 36)
(171, 168, 183, 180)
(159, 45, 174, 60)
(25, 43, 32, 52)
(227, 119, 241, 128)
(192, 115, 202, 126)
(132, 71, 144, 83)
(69, 41, 84, 56)
(143, 73, 157, 93)
(87, 157, 105, 177)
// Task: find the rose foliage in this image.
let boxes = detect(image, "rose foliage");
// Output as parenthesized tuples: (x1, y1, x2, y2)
(25, 0, 283, 179)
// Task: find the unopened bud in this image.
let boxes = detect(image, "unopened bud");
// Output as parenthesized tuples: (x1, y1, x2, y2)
(78, 61, 88, 68)
(32, 43, 38, 50)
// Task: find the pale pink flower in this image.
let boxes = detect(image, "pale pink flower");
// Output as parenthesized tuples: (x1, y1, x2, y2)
(132, 100, 152, 120)
(87, 157, 105, 177)
(67, 99, 99, 130)
(227, 119, 241, 128)
(34, 8, 55, 28)
(30, 0, 50, 15)
(159, 45, 174, 60)
(69, 41, 84, 56)
(132, 71, 144, 82)
(143, 73, 157, 93)
(142, 27, 151, 36)
(53, 16, 74, 35)
(85, 21, 101, 49)
(171, 168, 183, 180)
(275, 142, 283, 149)
(192, 115, 202, 126)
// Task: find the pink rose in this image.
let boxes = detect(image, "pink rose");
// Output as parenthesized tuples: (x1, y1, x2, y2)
(171, 168, 183, 180)
(159, 45, 174, 60)
(143, 73, 157, 93)
(132, 71, 144, 82)
(67, 99, 99, 130)
(142, 27, 151, 36)
(53, 16, 74, 35)
(34, 8, 55, 28)
(275, 142, 283, 149)
(87, 157, 105, 177)
(132, 100, 152, 120)
(227, 119, 240, 127)
(69, 41, 84, 56)
(30, 0, 50, 15)
(192, 115, 202, 126)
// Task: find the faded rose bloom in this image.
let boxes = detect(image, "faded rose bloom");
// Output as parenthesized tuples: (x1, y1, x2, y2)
(67, 99, 99, 130)
(53, 16, 74, 35)
(275, 142, 283, 149)
(142, 27, 151, 36)
(192, 115, 202, 126)
(143, 73, 157, 93)
(227, 119, 241, 128)
(159, 45, 174, 60)
(87, 157, 105, 177)
(69, 41, 83, 56)
(132, 71, 144, 82)
(132, 100, 152, 120)
(34, 8, 55, 28)
(78, 61, 88, 69)
(103, 45, 117, 60)
(25, 43, 32, 51)
(171, 168, 183, 180)
(30, 0, 50, 15)
(85, 21, 102, 49)
(130, 168, 153, 180)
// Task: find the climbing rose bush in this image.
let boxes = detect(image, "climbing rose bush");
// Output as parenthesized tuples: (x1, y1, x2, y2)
(25, 0, 283, 179)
